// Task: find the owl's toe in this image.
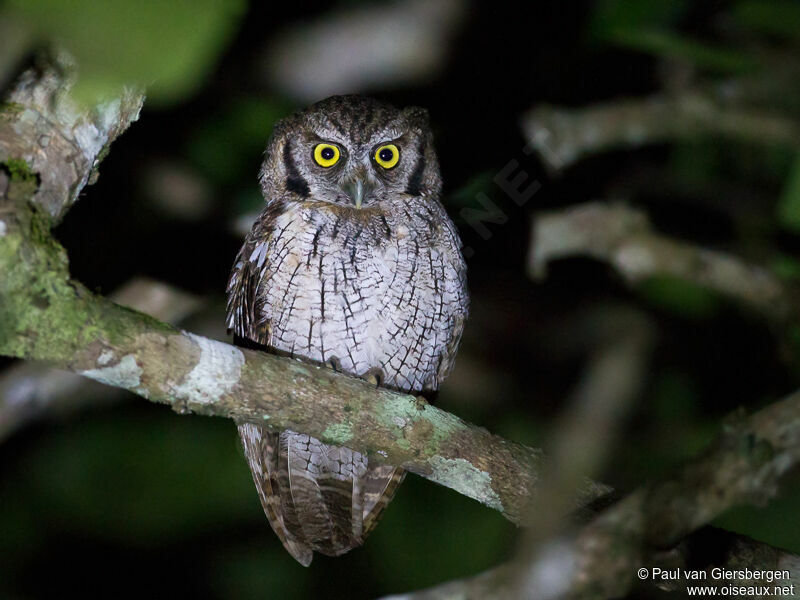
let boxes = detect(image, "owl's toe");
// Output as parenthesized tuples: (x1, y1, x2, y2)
(362, 367, 384, 387)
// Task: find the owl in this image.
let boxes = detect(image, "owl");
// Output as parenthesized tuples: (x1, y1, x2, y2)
(226, 95, 468, 566)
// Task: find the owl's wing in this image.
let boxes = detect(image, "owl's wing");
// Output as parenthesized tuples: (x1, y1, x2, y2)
(279, 433, 369, 555)
(436, 313, 466, 383)
(226, 221, 274, 346)
(362, 465, 406, 537)
(238, 423, 314, 566)
(435, 218, 469, 385)
(242, 427, 375, 565)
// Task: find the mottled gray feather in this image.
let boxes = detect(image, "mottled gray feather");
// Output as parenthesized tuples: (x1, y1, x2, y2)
(227, 95, 468, 565)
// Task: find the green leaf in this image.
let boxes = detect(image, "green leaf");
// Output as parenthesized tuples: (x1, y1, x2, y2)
(5, 0, 245, 105)
(0, 409, 255, 546)
(771, 254, 800, 281)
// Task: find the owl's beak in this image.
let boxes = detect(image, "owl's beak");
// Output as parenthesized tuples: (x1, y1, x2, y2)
(341, 176, 373, 209)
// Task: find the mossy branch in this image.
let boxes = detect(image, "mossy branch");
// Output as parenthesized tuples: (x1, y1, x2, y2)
(0, 201, 550, 522)
(0, 58, 561, 526)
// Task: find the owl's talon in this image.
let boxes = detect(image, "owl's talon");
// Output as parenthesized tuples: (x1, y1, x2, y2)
(362, 367, 384, 387)
(414, 395, 429, 410)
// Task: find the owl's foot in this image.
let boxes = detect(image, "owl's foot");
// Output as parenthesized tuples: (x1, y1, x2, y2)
(362, 367, 385, 387)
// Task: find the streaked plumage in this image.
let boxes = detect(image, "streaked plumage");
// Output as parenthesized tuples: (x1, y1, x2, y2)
(226, 95, 468, 565)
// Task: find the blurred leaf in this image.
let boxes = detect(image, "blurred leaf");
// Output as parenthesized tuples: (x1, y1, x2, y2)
(672, 140, 793, 189)
(367, 475, 515, 593)
(777, 152, 800, 232)
(590, 0, 689, 41)
(607, 29, 759, 73)
(0, 408, 255, 546)
(185, 97, 293, 188)
(5, 0, 245, 105)
(771, 254, 800, 281)
(713, 476, 800, 553)
(494, 410, 545, 449)
(670, 140, 722, 185)
(731, 0, 800, 40)
(651, 370, 700, 422)
(209, 542, 309, 600)
(447, 171, 495, 209)
(639, 275, 720, 319)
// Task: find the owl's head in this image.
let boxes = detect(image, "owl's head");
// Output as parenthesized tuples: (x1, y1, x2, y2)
(259, 95, 441, 208)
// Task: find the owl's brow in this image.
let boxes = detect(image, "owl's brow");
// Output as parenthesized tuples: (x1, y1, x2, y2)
(307, 128, 352, 148)
(366, 127, 406, 147)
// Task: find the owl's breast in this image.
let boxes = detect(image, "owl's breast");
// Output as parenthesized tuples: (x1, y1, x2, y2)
(255, 202, 467, 394)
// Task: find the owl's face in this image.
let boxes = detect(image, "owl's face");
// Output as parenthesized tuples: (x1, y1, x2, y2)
(260, 96, 442, 209)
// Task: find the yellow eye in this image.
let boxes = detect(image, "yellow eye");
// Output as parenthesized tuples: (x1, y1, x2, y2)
(374, 144, 400, 169)
(313, 143, 340, 167)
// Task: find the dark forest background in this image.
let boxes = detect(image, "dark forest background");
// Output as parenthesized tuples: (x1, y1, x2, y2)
(1, 1, 800, 598)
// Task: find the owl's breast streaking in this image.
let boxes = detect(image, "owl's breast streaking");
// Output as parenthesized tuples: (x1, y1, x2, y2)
(229, 196, 467, 394)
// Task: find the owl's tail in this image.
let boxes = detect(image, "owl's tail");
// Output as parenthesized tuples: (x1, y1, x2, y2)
(238, 423, 405, 566)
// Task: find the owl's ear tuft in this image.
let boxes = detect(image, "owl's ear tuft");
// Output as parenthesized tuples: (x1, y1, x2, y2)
(401, 106, 430, 131)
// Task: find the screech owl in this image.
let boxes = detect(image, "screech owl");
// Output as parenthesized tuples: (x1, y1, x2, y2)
(226, 95, 469, 566)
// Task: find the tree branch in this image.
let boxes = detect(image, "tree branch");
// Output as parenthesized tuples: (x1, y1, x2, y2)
(0, 52, 144, 224)
(0, 277, 202, 441)
(524, 387, 800, 599)
(530, 202, 797, 327)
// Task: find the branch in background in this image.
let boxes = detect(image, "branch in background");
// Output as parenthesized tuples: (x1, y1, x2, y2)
(381, 529, 800, 600)
(264, 0, 467, 100)
(0, 277, 202, 441)
(554, 386, 800, 599)
(514, 307, 654, 597)
(523, 91, 800, 172)
(385, 386, 800, 598)
(530, 202, 797, 327)
(648, 529, 800, 595)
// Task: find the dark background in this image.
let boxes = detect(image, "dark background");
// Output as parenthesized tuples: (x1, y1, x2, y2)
(1, 1, 799, 598)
